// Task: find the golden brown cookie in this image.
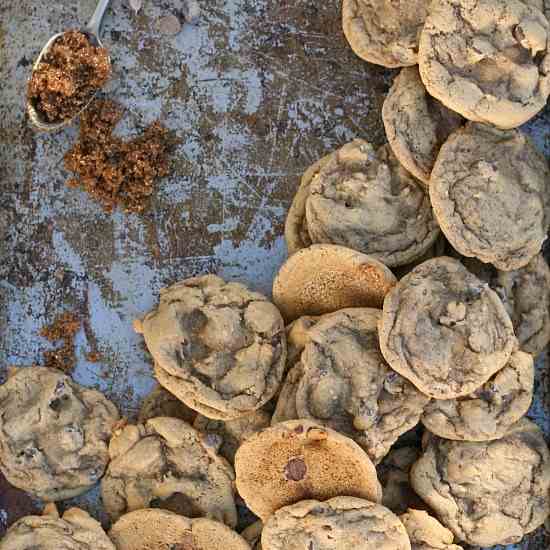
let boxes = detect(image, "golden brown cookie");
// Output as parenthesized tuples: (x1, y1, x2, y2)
(235, 419, 382, 520)
(261, 497, 411, 550)
(101, 416, 237, 526)
(138, 383, 197, 425)
(272, 244, 397, 322)
(109, 509, 250, 550)
(399, 509, 463, 550)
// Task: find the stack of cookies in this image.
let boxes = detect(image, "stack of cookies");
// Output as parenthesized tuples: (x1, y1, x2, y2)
(2, 0, 550, 549)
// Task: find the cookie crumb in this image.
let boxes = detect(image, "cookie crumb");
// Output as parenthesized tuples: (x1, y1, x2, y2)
(40, 311, 81, 373)
(86, 351, 101, 362)
(27, 30, 111, 123)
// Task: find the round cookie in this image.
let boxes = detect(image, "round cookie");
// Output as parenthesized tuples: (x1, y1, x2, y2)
(0, 367, 119, 501)
(399, 509, 463, 550)
(304, 140, 440, 267)
(241, 521, 263, 550)
(136, 275, 287, 420)
(342, 0, 430, 68)
(193, 408, 271, 464)
(295, 308, 430, 463)
(379, 257, 516, 399)
(235, 419, 382, 520)
(0, 505, 115, 550)
(100, 416, 237, 526)
(418, 0, 550, 128)
(377, 447, 425, 515)
(261, 497, 411, 550)
(273, 244, 397, 322)
(430, 124, 550, 271)
(411, 419, 550, 546)
(109, 509, 251, 550)
(382, 67, 463, 185)
(138, 383, 197, 425)
(463, 254, 550, 356)
(422, 350, 534, 441)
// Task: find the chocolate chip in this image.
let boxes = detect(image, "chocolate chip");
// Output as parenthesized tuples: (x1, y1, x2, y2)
(284, 458, 307, 481)
(294, 425, 304, 434)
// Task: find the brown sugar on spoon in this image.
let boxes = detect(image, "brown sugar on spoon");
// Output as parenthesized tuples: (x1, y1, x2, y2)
(64, 99, 176, 213)
(27, 31, 111, 123)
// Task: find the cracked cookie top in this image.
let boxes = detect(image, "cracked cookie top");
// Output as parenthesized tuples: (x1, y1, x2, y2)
(379, 257, 516, 399)
(262, 497, 411, 550)
(100, 416, 237, 526)
(0, 367, 119, 501)
(138, 275, 287, 420)
(342, 0, 430, 68)
(419, 0, 550, 128)
(411, 419, 550, 546)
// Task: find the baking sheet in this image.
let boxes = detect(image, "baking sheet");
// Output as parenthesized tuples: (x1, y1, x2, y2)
(0, 0, 549, 547)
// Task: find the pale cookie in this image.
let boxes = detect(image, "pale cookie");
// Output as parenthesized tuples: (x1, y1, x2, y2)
(399, 509, 463, 550)
(272, 244, 397, 322)
(193, 408, 271, 464)
(430, 124, 550, 271)
(411, 419, 550, 546)
(382, 67, 463, 185)
(138, 383, 197, 425)
(109, 509, 251, 550)
(235, 419, 382, 520)
(377, 447, 424, 514)
(241, 521, 263, 550)
(100, 416, 237, 526)
(419, 0, 550, 128)
(295, 308, 430, 463)
(262, 497, 411, 550)
(138, 275, 287, 420)
(0, 505, 115, 550)
(342, 0, 430, 68)
(0, 367, 119, 501)
(463, 254, 550, 356)
(304, 140, 440, 267)
(422, 350, 534, 441)
(379, 257, 516, 399)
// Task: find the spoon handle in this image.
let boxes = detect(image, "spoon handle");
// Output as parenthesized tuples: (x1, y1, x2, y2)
(86, 0, 111, 37)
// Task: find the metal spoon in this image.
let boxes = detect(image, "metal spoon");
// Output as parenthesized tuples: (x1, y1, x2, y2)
(27, 0, 112, 132)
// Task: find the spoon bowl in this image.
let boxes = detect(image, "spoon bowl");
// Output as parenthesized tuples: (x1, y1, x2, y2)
(27, 0, 112, 132)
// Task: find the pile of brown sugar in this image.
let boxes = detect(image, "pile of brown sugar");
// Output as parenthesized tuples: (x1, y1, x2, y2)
(27, 30, 111, 123)
(40, 311, 81, 373)
(64, 99, 175, 213)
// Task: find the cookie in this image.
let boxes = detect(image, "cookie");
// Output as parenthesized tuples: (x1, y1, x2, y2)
(193, 408, 271, 464)
(379, 257, 516, 399)
(430, 124, 550, 271)
(342, 0, 430, 68)
(0, 366, 119, 501)
(274, 247, 397, 325)
(419, 0, 550, 128)
(295, 308, 430, 463)
(261, 497, 411, 550)
(0, 505, 115, 550)
(422, 350, 534, 441)
(382, 67, 463, 185)
(138, 383, 197, 425)
(235, 419, 382, 520)
(100, 416, 237, 526)
(463, 254, 550, 356)
(136, 275, 287, 420)
(377, 446, 425, 515)
(399, 509, 463, 550)
(303, 140, 440, 267)
(241, 520, 263, 550)
(109, 509, 250, 550)
(411, 419, 550, 546)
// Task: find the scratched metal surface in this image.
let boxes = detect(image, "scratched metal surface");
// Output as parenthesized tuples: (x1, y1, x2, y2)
(0, 0, 549, 547)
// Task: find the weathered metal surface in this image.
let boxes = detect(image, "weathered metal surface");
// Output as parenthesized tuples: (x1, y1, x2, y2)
(0, 0, 549, 547)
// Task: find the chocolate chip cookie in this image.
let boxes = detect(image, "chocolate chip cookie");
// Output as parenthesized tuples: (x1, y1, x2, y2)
(101, 416, 237, 525)
(136, 275, 287, 420)
(430, 124, 550, 271)
(0, 367, 119, 501)
(379, 257, 516, 399)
